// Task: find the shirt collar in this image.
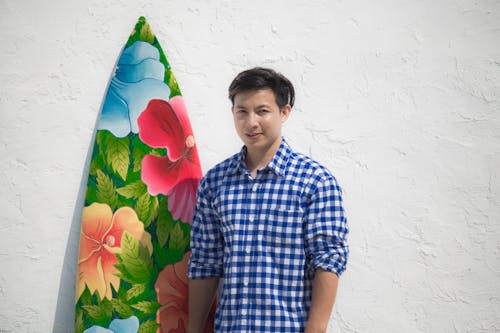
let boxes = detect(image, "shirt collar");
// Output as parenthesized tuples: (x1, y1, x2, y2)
(228, 138, 292, 177)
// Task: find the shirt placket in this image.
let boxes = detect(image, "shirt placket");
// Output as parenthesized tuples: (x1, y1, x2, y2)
(240, 176, 261, 330)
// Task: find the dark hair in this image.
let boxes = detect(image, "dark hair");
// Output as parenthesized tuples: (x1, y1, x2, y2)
(228, 67, 295, 109)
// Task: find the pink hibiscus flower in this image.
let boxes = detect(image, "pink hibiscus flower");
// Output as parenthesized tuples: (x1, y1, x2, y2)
(138, 97, 202, 224)
(76, 203, 152, 301)
(154, 251, 215, 333)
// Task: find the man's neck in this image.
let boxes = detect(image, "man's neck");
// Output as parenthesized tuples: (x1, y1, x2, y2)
(244, 138, 282, 177)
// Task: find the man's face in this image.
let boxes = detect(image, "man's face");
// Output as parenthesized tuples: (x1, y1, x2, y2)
(232, 89, 290, 155)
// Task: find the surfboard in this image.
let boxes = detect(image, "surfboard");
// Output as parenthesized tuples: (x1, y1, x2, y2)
(75, 17, 215, 333)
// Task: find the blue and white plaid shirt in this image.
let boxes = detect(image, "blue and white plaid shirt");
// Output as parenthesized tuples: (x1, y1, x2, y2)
(188, 139, 348, 332)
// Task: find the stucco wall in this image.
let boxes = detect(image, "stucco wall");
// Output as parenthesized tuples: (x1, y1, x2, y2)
(1, 0, 499, 332)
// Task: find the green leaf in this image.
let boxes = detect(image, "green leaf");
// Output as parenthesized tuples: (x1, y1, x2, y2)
(113, 263, 136, 285)
(157, 196, 169, 219)
(85, 184, 98, 205)
(126, 17, 145, 47)
(126, 283, 147, 301)
(116, 181, 147, 199)
(156, 209, 173, 248)
(96, 130, 107, 152)
(131, 300, 160, 316)
(115, 231, 154, 284)
(152, 241, 170, 268)
(139, 22, 155, 44)
(111, 298, 134, 319)
(149, 148, 166, 157)
(79, 286, 93, 306)
(89, 151, 105, 177)
(167, 70, 182, 97)
(96, 170, 118, 209)
(138, 319, 160, 333)
(105, 134, 130, 181)
(82, 305, 103, 321)
(136, 192, 151, 224)
(135, 192, 158, 227)
(75, 308, 84, 333)
(149, 196, 159, 226)
(170, 222, 190, 250)
(132, 137, 149, 172)
(82, 298, 113, 326)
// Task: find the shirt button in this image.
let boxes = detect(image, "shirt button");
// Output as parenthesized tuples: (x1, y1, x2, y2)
(252, 183, 259, 192)
(242, 309, 247, 315)
(243, 279, 249, 286)
(245, 247, 251, 254)
(249, 215, 254, 222)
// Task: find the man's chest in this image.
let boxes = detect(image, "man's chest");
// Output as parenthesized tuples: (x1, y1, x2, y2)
(212, 177, 308, 248)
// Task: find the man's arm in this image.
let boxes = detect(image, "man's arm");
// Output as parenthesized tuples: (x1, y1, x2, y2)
(187, 277, 219, 333)
(305, 269, 339, 333)
(303, 173, 348, 332)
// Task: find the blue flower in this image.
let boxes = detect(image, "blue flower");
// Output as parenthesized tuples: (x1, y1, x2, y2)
(98, 41, 171, 137)
(83, 316, 140, 333)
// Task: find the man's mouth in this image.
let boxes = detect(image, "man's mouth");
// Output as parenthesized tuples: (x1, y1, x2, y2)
(247, 133, 262, 139)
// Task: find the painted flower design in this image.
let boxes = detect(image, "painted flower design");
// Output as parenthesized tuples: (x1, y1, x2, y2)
(138, 96, 202, 224)
(83, 316, 140, 333)
(76, 203, 153, 301)
(154, 252, 215, 333)
(98, 40, 171, 137)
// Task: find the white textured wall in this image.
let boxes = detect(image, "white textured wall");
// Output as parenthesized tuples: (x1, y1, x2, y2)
(1, 0, 499, 332)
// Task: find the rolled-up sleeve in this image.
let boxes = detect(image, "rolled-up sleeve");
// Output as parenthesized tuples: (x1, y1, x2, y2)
(188, 177, 224, 279)
(304, 174, 349, 276)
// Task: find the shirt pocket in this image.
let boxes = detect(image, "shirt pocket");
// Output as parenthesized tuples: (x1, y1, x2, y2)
(264, 204, 304, 248)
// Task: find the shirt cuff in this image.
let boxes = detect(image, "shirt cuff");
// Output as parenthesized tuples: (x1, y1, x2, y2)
(188, 259, 223, 280)
(307, 244, 349, 276)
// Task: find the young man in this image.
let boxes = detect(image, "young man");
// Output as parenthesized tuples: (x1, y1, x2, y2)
(188, 67, 349, 333)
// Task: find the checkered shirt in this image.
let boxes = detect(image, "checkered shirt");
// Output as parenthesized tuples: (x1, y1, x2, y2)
(188, 139, 349, 332)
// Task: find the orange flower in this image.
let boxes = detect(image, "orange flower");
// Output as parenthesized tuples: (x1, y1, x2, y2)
(76, 203, 152, 301)
(154, 251, 216, 333)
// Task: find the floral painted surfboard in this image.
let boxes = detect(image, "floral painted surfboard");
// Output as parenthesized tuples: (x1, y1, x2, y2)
(75, 17, 215, 333)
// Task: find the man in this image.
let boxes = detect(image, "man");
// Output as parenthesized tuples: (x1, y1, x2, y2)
(188, 67, 349, 333)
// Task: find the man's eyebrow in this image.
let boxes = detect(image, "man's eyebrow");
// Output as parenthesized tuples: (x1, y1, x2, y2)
(256, 104, 271, 108)
(234, 103, 271, 109)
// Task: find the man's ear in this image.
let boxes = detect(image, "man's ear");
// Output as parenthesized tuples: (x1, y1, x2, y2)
(280, 104, 291, 123)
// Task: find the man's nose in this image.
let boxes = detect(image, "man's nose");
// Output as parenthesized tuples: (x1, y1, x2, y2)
(247, 112, 258, 127)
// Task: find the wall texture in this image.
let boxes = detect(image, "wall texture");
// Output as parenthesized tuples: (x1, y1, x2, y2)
(1, 0, 499, 332)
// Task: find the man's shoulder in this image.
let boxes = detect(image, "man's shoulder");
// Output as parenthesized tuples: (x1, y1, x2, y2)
(288, 150, 335, 180)
(203, 152, 240, 182)
(287, 151, 344, 197)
